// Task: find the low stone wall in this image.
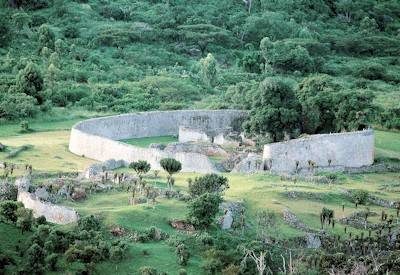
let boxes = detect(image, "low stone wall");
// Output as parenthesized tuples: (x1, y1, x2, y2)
(17, 190, 78, 224)
(69, 110, 246, 173)
(263, 129, 374, 173)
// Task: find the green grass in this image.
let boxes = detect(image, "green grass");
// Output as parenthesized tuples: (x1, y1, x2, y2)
(375, 130, 400, 159)
(121, 136, 178, 148)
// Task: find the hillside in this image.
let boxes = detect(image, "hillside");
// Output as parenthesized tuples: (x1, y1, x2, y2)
(0, 0, 399, 126)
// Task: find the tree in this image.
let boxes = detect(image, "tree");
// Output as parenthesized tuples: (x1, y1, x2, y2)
(199, 53, 217, 87)
(0, 16, 11, 47)
(188, 174, 229, 198)
(38, 24, 55, 49)
(0, 92, 38, 120)
(160, 158, 182, 190)
(260, 37, 315, 73)
(129, 160, 151, 182)
(333, 90, 376, 132)
(244, 78, 301, 142)
(15, 62, 44, 104)
(296, 74, 339, 134)
(187, 193, 222, 229)
(23, 243, 45, 274)
(16, 207, 34, 233)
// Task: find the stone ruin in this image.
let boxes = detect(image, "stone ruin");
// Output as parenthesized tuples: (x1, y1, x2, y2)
(69, 110, 375, 175)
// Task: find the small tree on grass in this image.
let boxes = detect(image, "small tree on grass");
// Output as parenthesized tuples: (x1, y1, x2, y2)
(160, 158, 182, 190)
(187, 193, 222, 229)
(129, 160, 151, 193)
(188, 173, 229, 198)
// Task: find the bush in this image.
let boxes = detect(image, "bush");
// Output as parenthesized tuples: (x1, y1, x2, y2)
(8, 0, 49, 10)
(380, 107, 400, 130)
(187, 193, 222, 229)
(0, 200, 21, 223)
(0, 15, 11, 47)
(188, 174, 229, 198)
(139, 266, 158, 275)
(356, 62, 386, 80)
(0, 181, 18, 201)
(64, 25, 79, 39)
(0, 92, 38, 120)
(78, 215, 101, 232)
(176, 244, 190, 266)
(351, 190, 369, 205)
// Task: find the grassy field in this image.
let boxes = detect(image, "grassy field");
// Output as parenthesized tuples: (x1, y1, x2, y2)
(121, 136, 178, 148)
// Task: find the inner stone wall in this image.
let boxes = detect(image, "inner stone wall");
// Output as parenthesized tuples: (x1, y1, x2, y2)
(263, 129, 374, 173)
(69, 110, 246, 172)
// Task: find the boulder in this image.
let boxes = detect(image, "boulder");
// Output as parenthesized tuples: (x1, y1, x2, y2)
(34, 187, 50, 201)
(306, 233, 321, 249)
(71, 187, 86, 201)
(15, 176, 31, 191)
(221, 209, 234, 229)
(232, 153, 264, 173)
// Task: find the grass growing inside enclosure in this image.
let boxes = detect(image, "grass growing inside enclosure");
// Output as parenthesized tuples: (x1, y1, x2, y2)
(375, 130, 400, 159)
(121, 136, 178, 148)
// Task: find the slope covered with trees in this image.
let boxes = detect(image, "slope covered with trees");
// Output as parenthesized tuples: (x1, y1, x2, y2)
(0, 0, 399, 139)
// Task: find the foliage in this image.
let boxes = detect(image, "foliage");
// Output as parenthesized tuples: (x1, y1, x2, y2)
(139, 266, 158, 275)
(187, 193, 222, 229)
(0, 200, 21, 223)
(78, 215, 102, 231)
(200, 53, 217, 87)
(188, 174, 229, 198)
(160, 158, 182, 174)
(0, 92, 38, 120)
(175, 243, 190, 266)
(0, 181, 18, 201)
(351, 190, 369, 205)
(129, 160, 151, 178)
(244, 77, 301, 141)
(15, 62, 44, 104)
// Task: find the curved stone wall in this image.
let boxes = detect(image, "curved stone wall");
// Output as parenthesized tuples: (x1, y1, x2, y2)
(17, 191, 79, 224)
(263, 129, 374, 173)
(69, 110, 246, 173)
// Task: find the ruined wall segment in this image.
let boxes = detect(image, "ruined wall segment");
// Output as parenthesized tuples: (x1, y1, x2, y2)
(263, 129, 374, 173)
(69, 110, 246, 173)
(17, 191, 79, 224)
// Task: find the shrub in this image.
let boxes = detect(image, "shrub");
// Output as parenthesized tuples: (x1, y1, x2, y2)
(0, 200, 21, 223)
(0, 92, 38, 120)
(38, 24, 55, 49)
(8, 0, 49, 10)
(23, 244, 45, 274)
(187, 193, 222, 229)
(45, 253, 58, 271)
(0, 16, 11, 47)
(139, 266, 158, 275)
(15, 62, 44, 104)
(64, 25, 79, 39)
(16, 207, 34, 233)
(0, 181, 18, 201)
(356, 62, 386, 80)
(380, 107, 400, 130)
(78, 215, 101, 232)
(176, 243, 189, 266)
(351, 190, 369, 205)
(188, 174, 229, 198)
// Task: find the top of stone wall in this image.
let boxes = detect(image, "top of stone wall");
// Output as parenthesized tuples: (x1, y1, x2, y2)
(265, 129, 373, 147)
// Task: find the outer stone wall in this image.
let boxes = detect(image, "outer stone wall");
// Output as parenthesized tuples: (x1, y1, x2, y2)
(17, 191, 79, 224)
(69, 110, 246, 173)
(263, 129, 374, 173)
